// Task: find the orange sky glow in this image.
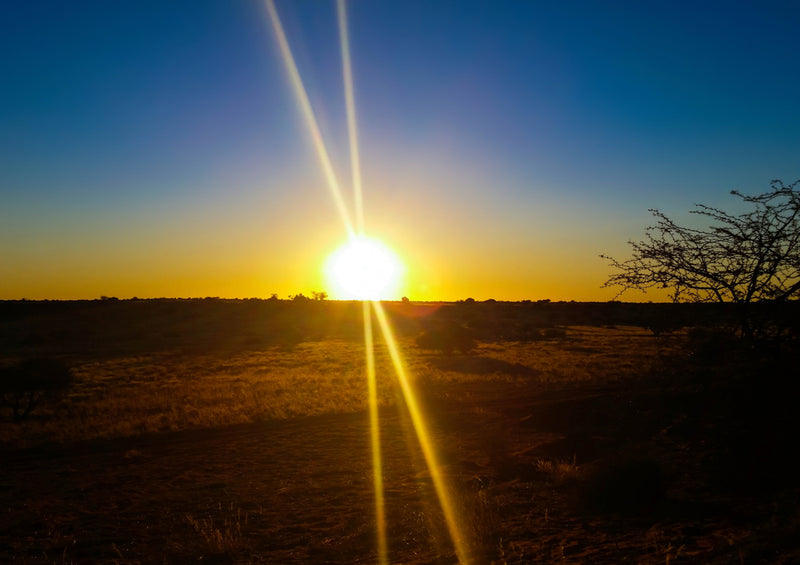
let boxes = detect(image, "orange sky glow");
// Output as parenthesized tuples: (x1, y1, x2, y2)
(2, 2, 797, 303)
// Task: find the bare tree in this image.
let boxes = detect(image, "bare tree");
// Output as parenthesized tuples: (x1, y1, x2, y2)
(602, 180, 800, 337)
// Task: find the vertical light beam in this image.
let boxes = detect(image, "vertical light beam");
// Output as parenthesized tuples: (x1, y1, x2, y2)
(337, 0, 365, 235)
(265, 0, 355, 239)
(373, 301, 472, 565)
(339, 4, 388, 560)
(363, 301, 388, 564)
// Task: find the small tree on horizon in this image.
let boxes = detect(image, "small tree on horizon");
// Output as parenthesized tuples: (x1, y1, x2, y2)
(602, 179, 800, 338)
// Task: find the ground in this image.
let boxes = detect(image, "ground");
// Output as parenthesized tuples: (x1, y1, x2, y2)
(1, 304, 799, 563)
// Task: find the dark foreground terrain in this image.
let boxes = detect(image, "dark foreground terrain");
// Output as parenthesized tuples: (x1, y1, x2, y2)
(1, 299, 799, 563)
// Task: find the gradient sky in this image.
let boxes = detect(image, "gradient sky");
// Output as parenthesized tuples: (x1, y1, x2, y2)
(2, 0, 799, 301)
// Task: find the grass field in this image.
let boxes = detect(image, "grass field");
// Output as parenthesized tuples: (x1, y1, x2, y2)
(1, 324, 671, 448)
(1, 300, 799, 563)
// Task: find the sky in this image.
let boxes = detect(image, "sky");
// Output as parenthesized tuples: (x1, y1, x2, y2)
(2, 0, 799, 301)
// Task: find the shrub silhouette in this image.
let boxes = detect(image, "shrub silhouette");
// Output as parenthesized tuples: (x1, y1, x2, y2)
(640, 313, 683, 337)
(0, 358, 74, 421)
(541, 327, 567, 340)
(415, 326, 476, 355)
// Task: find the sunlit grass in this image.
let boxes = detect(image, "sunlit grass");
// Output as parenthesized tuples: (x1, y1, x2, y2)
(0, 341, 387, 446)
(0, 326, 681, 447)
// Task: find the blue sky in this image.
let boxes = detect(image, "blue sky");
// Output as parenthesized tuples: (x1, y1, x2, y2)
(2, 0, 799, 300)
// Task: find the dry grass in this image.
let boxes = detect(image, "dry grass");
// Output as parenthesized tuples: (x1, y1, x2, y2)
(479, 325, 682, 384)
(4, 317, 799, 564)
(184, 502, 250, 558)
(0, 326, 683, 448)
(534, 457, 581, 483)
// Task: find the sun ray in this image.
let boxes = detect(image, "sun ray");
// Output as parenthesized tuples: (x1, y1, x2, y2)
(264, 0, 355, 239)
(340, 5, 388, 558)
(363, 300, 388, 564)
(337, 0, 365, 235)
(372, 301, 472, 564)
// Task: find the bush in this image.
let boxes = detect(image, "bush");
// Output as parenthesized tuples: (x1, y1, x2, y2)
(0, 358, 74, 421)
(527, 326, 568, 341)
(415, 326, 476, 355)
(542, 327, 567, 340)
(640, 313, 683, 337)
(686, 326, 740, 364)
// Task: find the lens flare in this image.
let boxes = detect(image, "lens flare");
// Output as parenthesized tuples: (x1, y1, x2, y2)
(266, 1, 471, 562)
(338, 0, 365, 234)
(264, 0, 355, 239)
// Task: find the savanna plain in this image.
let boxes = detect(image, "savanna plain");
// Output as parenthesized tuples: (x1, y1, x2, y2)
(1, 298, 799, 563)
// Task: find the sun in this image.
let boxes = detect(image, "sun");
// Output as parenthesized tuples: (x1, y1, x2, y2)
(324, 236, 404, 300)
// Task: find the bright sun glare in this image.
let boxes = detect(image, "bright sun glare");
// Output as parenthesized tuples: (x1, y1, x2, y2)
(325, 236, 404, 300)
